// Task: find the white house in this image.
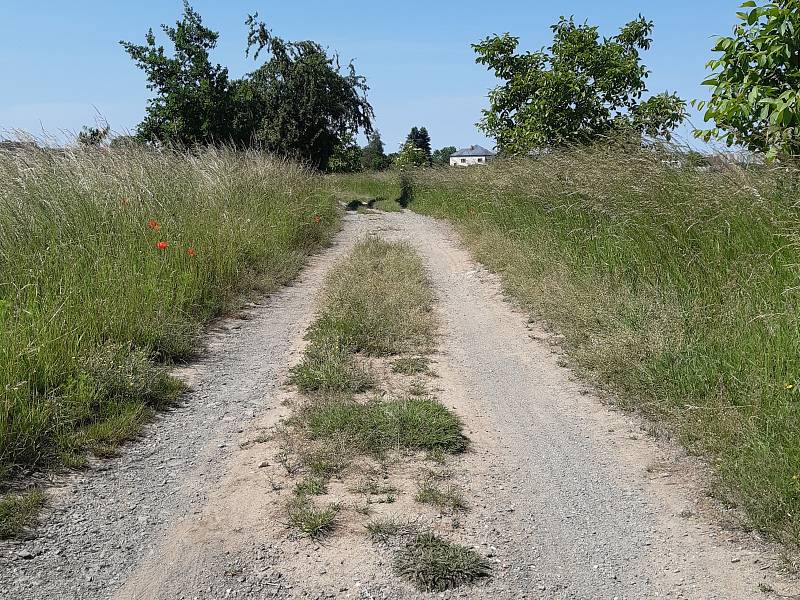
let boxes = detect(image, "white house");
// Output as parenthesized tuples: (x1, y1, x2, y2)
(450, 145, 495, 166)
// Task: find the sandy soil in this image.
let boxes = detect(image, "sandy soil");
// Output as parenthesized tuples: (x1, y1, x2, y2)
(2, 209, 798, 600)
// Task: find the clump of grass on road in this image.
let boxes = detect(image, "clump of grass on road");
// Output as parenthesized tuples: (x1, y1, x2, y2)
(290, 340, 374, 393)
(365, 517, 419, 542)
(294, 476, 328, 497)
(0, 489, 44, 539)
(415, 480, 468, 512)
(287, 496, 339, 537)
(0, 145, 338, 530)
(290, 238, 453, 461)
(340, 146, 800, 544)
(301, 396, 466, 457)
(392, 356, 432, 376)
(306, 237, 436, 356)
(352, 478, 400, 498)
(393, 533, 491, 592)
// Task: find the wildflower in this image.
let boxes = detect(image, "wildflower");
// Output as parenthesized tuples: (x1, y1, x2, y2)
(147, 219, 160, 231)
(785, 383, 795, 390)
(187, 247, 197, 258)
(156, 241, 168, 250)
(313, 215, 322, 224)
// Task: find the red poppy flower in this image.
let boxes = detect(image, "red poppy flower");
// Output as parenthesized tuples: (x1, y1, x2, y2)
(147, 219, 160, 231)
(313, 215, 322, 224)
(187, 247, 197, 258)
(156, 241, 168, 250)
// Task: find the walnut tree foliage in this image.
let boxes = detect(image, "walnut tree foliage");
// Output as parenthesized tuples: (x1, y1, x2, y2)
(473, 16, 686, 153)
(120, 2, 373, 170)
(694, 0, 800, 159)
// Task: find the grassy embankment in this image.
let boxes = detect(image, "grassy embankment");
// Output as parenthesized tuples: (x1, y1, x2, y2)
(282, 237, 490, 591)
(0, 146, 338, 537)
(337, 148, 800, 545)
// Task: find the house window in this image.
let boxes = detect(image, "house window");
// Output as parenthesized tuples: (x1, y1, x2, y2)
(461, 158, 466, 164)
(477, 157, 483, 163)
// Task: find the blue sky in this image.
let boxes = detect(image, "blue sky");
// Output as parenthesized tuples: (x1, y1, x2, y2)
(0, 1, 739, 150)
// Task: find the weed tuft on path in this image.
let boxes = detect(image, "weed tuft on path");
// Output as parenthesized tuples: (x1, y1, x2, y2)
(415, 481, 468, 512)
(0, 489, 44, 539)
(392, 356, 432, 376)
(287, 496, 339, 538)
(302, 397, 467, 456)
(393, 533, 491, 591)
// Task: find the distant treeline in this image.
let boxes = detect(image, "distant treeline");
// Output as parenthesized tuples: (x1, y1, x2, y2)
(71, 0, 799, 168)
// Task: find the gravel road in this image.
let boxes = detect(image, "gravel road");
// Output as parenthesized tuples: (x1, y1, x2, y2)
(1, 209, 796, 599)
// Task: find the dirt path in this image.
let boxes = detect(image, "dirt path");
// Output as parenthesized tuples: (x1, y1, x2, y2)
(2, 210, 797, 599)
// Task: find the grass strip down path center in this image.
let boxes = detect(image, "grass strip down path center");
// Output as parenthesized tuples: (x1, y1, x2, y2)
(282, 237, 488, 592)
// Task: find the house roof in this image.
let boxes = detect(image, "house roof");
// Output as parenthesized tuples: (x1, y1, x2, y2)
(450, 145, 495, 157)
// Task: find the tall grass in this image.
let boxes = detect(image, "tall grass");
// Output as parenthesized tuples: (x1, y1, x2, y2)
(0, 145, 338, 480)
(338, 147, 800, 543)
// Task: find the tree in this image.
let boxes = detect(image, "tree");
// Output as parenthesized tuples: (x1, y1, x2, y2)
(243, 15, 374, 169)
(694, 0, 800, 159)
(121, 4, 374, 170)
(432, 146, 457, 165)
(327, 132, 362, 173)
(473, 16, 686, 153)
(405, 126, 432, 163)
(361, 130, 389, 170)
(394, 141, 427, 168)
(120, 1, 232, 146)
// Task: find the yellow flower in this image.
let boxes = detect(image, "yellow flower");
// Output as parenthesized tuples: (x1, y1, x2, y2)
(785, 383, 795, 390)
